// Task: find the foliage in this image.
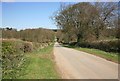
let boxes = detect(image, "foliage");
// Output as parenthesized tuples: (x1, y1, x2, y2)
(2, 28, 55, 43)
(1, 27, 55, 79)
(69, 40, 120, 53)
(2, 40, 25, 79)
(2, 39, 52, 79)
(53, 2, 118, 43)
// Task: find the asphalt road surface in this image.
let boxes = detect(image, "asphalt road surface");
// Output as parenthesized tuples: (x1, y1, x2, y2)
(54, 42, 118, 79)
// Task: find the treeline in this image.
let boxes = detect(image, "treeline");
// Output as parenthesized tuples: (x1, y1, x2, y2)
(53, 2, 120, 53)
(1, 28, 55, 43)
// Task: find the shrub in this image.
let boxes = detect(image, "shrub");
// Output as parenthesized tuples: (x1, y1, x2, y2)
(69, 40, 120, 53)
(89, 40, 120, 53)
(2, 40, 34, 79)
(22, 42, 33, 53)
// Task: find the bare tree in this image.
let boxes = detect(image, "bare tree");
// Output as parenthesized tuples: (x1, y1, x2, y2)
(53, 2, 118, 44)
(54, 2, 98, 43)
(93, 2, 118, 39)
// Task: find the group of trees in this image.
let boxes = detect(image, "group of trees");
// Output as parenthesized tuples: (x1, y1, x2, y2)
(2, 28, 55, 43)
(53, 2, 119, 43)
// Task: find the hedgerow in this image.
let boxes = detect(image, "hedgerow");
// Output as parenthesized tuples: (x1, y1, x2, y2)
(69, 40, 120, 53)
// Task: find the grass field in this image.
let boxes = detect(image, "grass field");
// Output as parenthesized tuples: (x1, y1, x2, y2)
(63, 45, 119, 63)
(18, 44, 60, 79)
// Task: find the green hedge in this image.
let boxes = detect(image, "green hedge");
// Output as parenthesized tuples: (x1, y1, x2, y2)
(89, 40, 120, 53)
(69, 40, 120, 53)
(2, 39, 54, 79)
(2, 40, 33, 79)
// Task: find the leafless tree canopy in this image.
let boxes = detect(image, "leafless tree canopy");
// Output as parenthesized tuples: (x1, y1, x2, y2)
(53, 2, 118, 43)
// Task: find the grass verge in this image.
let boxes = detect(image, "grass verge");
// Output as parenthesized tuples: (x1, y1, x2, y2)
(63, 44, 119, 63)
(18, 44, 60, 79)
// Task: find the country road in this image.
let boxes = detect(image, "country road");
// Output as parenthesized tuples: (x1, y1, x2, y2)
(54, 42, 118, 79)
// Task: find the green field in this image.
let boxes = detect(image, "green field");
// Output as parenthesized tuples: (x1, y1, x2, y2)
(18, 44, 60, 79)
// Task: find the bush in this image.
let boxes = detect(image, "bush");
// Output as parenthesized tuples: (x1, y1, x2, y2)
(2, 40, 34, 79)
(22, 42, 33, 53)
(88, 40, 120, 53)
(69, 40, 120, 53)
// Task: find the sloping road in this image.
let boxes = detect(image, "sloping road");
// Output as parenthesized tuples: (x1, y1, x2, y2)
(54, 42, 118, 79)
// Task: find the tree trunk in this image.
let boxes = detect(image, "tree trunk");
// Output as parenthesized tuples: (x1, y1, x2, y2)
(77, 34, 81, 43)
(95, 27, 100, 40)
